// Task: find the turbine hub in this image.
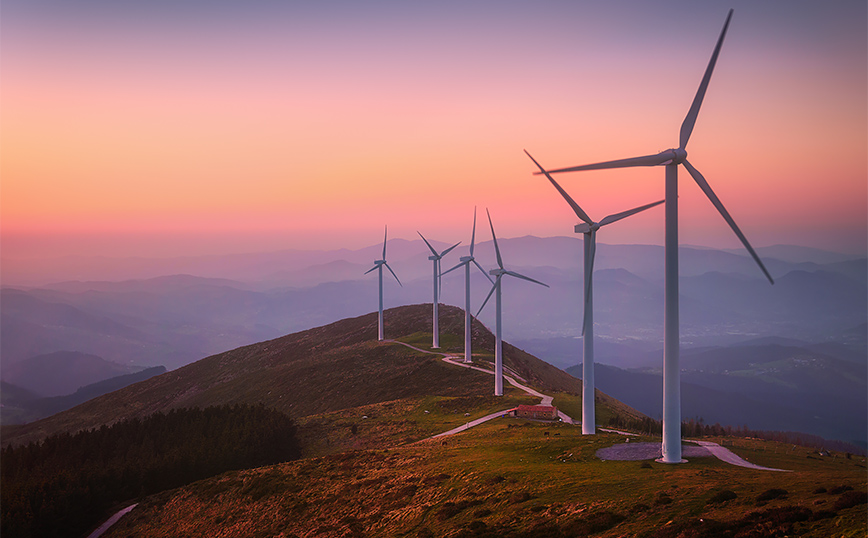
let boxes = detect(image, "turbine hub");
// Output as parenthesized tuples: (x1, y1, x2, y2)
(665, 147, 688, 164)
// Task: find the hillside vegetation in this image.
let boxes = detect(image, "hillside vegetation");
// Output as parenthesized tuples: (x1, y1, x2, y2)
(2, 404, 301, 538)
(104, 423, 867, 538)
(3, 304, 632, 449)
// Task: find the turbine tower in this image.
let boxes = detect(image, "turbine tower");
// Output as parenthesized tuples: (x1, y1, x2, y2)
(365, 226, 402, 341)
(526, 150, 663, 435)
(539, 9, 773, 462)
(477, 209, 549, 396)
(418, 231, 461, 348)
(442, 207, 494, 363)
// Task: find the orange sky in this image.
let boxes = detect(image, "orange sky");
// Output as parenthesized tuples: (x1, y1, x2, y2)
(2, 1, 866, 261)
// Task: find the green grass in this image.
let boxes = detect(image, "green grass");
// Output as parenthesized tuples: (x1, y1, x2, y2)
(106, 419, 868, 538)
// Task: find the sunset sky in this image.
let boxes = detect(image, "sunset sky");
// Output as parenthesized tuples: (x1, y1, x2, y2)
(2, 0, 866, 262)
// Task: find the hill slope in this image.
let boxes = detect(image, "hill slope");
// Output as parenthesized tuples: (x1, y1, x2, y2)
(105, 425, 868, 538)
(2, 304, 634, 448)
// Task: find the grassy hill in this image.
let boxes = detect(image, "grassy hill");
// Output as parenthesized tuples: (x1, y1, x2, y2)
(4, 304, 866, 536)
(105, 425, 867, 538)
(1, 304, 638, 450)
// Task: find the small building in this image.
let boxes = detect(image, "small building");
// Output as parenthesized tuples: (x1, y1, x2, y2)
(511, 404, 558, 420)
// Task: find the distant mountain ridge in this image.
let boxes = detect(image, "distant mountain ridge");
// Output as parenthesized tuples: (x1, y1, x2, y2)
(1, 350, 147, 397)
(2, 240, 864, 377)
(563, 339, 867, 447)
(1, 366, 167, 425)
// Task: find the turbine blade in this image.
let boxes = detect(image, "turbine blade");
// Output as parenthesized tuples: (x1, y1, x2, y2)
(540, 153, 672, 175)
(504, 269, 550, 288)
(364, 265, 379, 275)
(418, 231, 438, 257)
(384, 262, 403, 287)
(472, 259, 495, 284)
(383, 225, 388, 260)
(440, 241, 461, 257)
(470, 206, 477, 256)
(679, 8, 733, 150)
(476, 277, 500, 317)
(525, 149, 594, 225)
(486, 208, 504, 269)
(683, 159, 774, 284)
(442, 260, 467, 276)
(598, 199, 665, 226)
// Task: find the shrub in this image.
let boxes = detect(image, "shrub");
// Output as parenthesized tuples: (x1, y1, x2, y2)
(655, 493, 673, 505)
(756, 488, 788, 502)
(833, 491, 867, 511)
(707, 490, 737, 504)
(510, 491, 534, 504)
(564, 511, 626, 535)
(829, 485, 853, 495)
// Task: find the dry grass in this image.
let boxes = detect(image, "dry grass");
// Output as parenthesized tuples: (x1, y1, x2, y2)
(104, 423, 867, 538)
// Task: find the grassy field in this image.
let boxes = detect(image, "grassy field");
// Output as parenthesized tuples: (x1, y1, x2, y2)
(104, 418, 867, 538)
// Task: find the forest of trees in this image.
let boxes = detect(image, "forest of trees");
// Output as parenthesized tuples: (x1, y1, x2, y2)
(1, 404, 301, 538)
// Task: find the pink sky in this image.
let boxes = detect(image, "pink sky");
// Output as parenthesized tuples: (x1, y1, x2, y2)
(2, 1, 866, 262)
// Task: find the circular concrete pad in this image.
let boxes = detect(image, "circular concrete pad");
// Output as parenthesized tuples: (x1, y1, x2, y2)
(596, 442, 712, 461)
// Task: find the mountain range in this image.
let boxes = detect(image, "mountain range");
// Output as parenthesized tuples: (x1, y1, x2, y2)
(1, 238, 864, 446)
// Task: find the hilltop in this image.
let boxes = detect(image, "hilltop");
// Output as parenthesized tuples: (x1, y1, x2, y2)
(1, 304, 637, 449)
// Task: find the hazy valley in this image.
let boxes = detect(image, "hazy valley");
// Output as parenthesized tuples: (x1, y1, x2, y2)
(2, 238, 865, 447)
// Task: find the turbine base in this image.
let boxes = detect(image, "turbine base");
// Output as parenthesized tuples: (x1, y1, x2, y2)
(655, 457, 688, 464)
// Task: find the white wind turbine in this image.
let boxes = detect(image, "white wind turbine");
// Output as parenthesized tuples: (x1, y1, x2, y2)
(365, 226, 402, 341)
(442, 208, 495, 363)
(477, 209, 549, 396)
(526, 150, 663, 435)
(418, 231, 461, 348)
(539, 9, 773, 462)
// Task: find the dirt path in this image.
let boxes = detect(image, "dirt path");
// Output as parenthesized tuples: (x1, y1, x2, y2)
(385, 340, 577, 433)
(388, 340, 790, 471)
(86, 503, 137, 538)
(689, 439, 790, 472)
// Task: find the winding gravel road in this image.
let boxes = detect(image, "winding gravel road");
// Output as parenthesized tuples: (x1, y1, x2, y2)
(390, 340, 788, 471)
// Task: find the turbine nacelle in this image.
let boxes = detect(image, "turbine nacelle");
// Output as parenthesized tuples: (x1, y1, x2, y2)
(574, 222, 601, 234)
(459, 255, 473, 262)
(428, 255, 439, 261)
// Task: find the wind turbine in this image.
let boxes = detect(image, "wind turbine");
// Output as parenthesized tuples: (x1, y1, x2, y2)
(526, 150, 663, 435)
(418, 231, 461, 348)
(442, 207, 494, 363)
(477, 209, 549, 396)
(365, 226, 402, 341)
(538, 9, 773, 462)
